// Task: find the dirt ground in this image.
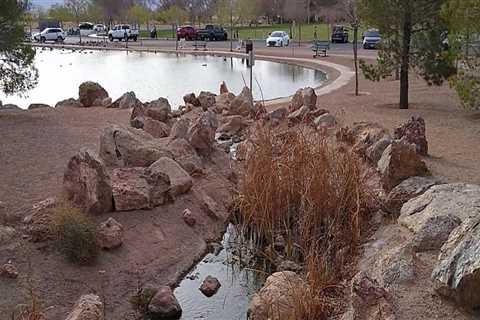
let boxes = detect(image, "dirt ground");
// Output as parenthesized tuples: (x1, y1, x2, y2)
(0, 107, 236, 319)
(1, 46, 479, 319)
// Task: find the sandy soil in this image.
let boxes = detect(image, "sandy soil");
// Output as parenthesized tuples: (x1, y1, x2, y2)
(0, 107, 236, 319)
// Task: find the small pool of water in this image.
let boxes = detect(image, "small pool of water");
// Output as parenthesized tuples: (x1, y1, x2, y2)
(174, 224, 266, 320)
(0, 49, 327, 108)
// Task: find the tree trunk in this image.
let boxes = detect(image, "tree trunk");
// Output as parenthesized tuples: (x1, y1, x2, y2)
(353, 26, 359, 96)
(399, 9, 412, 110)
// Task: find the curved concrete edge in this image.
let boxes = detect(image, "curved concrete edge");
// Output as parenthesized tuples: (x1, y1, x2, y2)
(30, 43, 354, 106)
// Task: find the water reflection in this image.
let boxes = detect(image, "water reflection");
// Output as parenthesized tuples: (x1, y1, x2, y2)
(1, 49, 327, 109)
(174, 224, 267, 320)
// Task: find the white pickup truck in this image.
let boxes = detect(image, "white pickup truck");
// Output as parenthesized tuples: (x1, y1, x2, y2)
(108, 24, 139, 42)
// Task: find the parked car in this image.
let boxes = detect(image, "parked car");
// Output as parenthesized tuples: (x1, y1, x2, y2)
(32, 28, 66, 43)
(266, 31, 290, 47)
(94, 24, 106, 33)
(108, 24, 139, 42)
(177, 26, 197, 40)
(79, 22, 95, 37)
(362, 30, 382, 49)
(331, 25, 349, 43)
(197, 25, 228, 41)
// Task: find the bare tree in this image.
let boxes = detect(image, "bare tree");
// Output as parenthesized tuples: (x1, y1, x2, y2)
(65, 0, 88, 43)
(343, 0, 360, 95)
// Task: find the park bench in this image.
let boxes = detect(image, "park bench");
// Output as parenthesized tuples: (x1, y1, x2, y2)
(312, 40, 330, 58)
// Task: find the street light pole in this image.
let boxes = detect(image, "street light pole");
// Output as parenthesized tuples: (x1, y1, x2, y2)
(230, 0, 233, 52)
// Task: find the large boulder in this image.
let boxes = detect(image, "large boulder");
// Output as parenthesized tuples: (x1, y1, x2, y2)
(399, 183, 480, 252)
(248, 271, 304, 320)
(289, 87, 317, 112)
(385, 176, 444, 215)
(219, 81, 229, 94)
(65, 294, 104, 320)
(170, 118, 190, 140)
(55, 98, 82, 108)
(96, 217, 123, 249)
(187, 111, 218, 155)
(313, 113, 336, 128)
(431, 217, 480, 311)
(216, 115, 249, 136)
(147, 286, 182, 320)
(214, 92, 236, 113)
(143, 118, 170, 138)
(111, 168, 152, 211)
(166, 138, 203, 175)
(377, 141, 428, 192)
(144, 98, 172, 122)
(147, 157, 192, 198)
(340, 122, 391, 157)
(79, 81, 109, 107)
(375, 245, 416, 287)
(287, 105, 309, 122)
(99, 126, 172, 167)
(366, 137, 392, 165)
(394, 117, 428, 155)
(197, 91, 217, 109)
(110, 91, 142, 109)
(0, 103, 21, 111)
(63, 148, 113, 215)
(22, 198, 56, 242)
(342, 271, 395, 320)
(227, 87, 254, 117)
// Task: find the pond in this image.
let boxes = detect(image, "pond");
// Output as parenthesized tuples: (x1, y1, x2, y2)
(174, 224, 267, 320)
(0, 48, 327, 109)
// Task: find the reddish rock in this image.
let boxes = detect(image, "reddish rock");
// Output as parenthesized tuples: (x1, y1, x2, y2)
(187, 111, 218, 155)
(110, 91, 142, 109)
(111, 168, 151, 211)
(378, 141, 429, 192)
(147, 286, 182, 319)
(0, 262, 19, 279)
(143, 118, 170, 138)
(227, 87, 254, 117)
(394, 117, 428, 156)
(65, 294, 104, 320)
(289, 87, 317, 112)
(198, 91, 217, 109)
(183, 93, 201, 107)
(63, 148, 113, 214)
(147, 157, 193, 198)
(217, 115, 249, 136)
(170, 118, 190, 140)
(220, 81, 229, 94)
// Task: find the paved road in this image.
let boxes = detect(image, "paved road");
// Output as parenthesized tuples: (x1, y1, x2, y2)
(56, 36, 378, 58)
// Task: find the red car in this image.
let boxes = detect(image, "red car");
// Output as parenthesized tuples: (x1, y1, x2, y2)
(177, 26, 197, 41)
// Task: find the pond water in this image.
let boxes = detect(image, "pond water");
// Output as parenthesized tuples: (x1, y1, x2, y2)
(174, 224, 266, 320)
(0, 48, 327, 109)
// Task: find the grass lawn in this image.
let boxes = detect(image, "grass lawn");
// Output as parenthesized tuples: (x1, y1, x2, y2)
(142, 23, 365, 42)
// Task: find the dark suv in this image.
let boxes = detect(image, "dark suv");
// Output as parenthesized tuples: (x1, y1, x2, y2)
(331, 25, 349, 43)
(197, 25, 228, 41)
(177, 26, 197, 41)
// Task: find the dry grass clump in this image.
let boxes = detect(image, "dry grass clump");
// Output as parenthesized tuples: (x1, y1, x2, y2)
(50, 201, 98, 264)
(236, 125, 373, 317)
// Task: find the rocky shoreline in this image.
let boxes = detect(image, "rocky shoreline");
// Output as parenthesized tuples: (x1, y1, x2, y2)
(1, 77, 480, 320)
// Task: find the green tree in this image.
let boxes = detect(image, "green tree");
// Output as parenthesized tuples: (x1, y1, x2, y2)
(358, 0, 456, 109)
(128, 4, 151, 29)
(0, 0, 38, 96)
(443, 0, 480, 110)
(48, 4, 74, 25)
(158, 5, 189, 38)
(65, 0, 88, 43)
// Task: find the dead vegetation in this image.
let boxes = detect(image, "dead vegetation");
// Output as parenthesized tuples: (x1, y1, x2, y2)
(236, 125, 374, 318)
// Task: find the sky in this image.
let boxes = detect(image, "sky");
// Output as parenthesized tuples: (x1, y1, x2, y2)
(31, 0, 64, 8)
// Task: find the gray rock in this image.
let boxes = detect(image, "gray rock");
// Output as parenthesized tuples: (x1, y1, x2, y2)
(199, 275, 221, 297)
(377, 140, 428, 192)
(432, 217, 480, 311)
(166, 138, 203, 175)
(394, 116, 428, 156)
(63, 149, 113, 214)
(0, 226, 15, 246)
(385, 176, 443, 215)
(366, 137, 392, 165)
(198, 91, 217, 109)
(99, 126, 172, 167)
(143, 98, 172, 122)
(147, 157, 192, 198)
(290, 87, 317, 112)
(79, 81, 109, 107)
(143, 117, 170, 138)
(313, 113, 336, 128)
(399, 183, 480, 251)
(111, 91, 142, 109)
(0, 104, 21, 111)
(23, 198, 56, 242)
(268, 107, 288, 121)
(183, 93, 201, 107)
(287, 105, 309, 121)
(376, 245, 416, 287)
(170, 118, 190, 140)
